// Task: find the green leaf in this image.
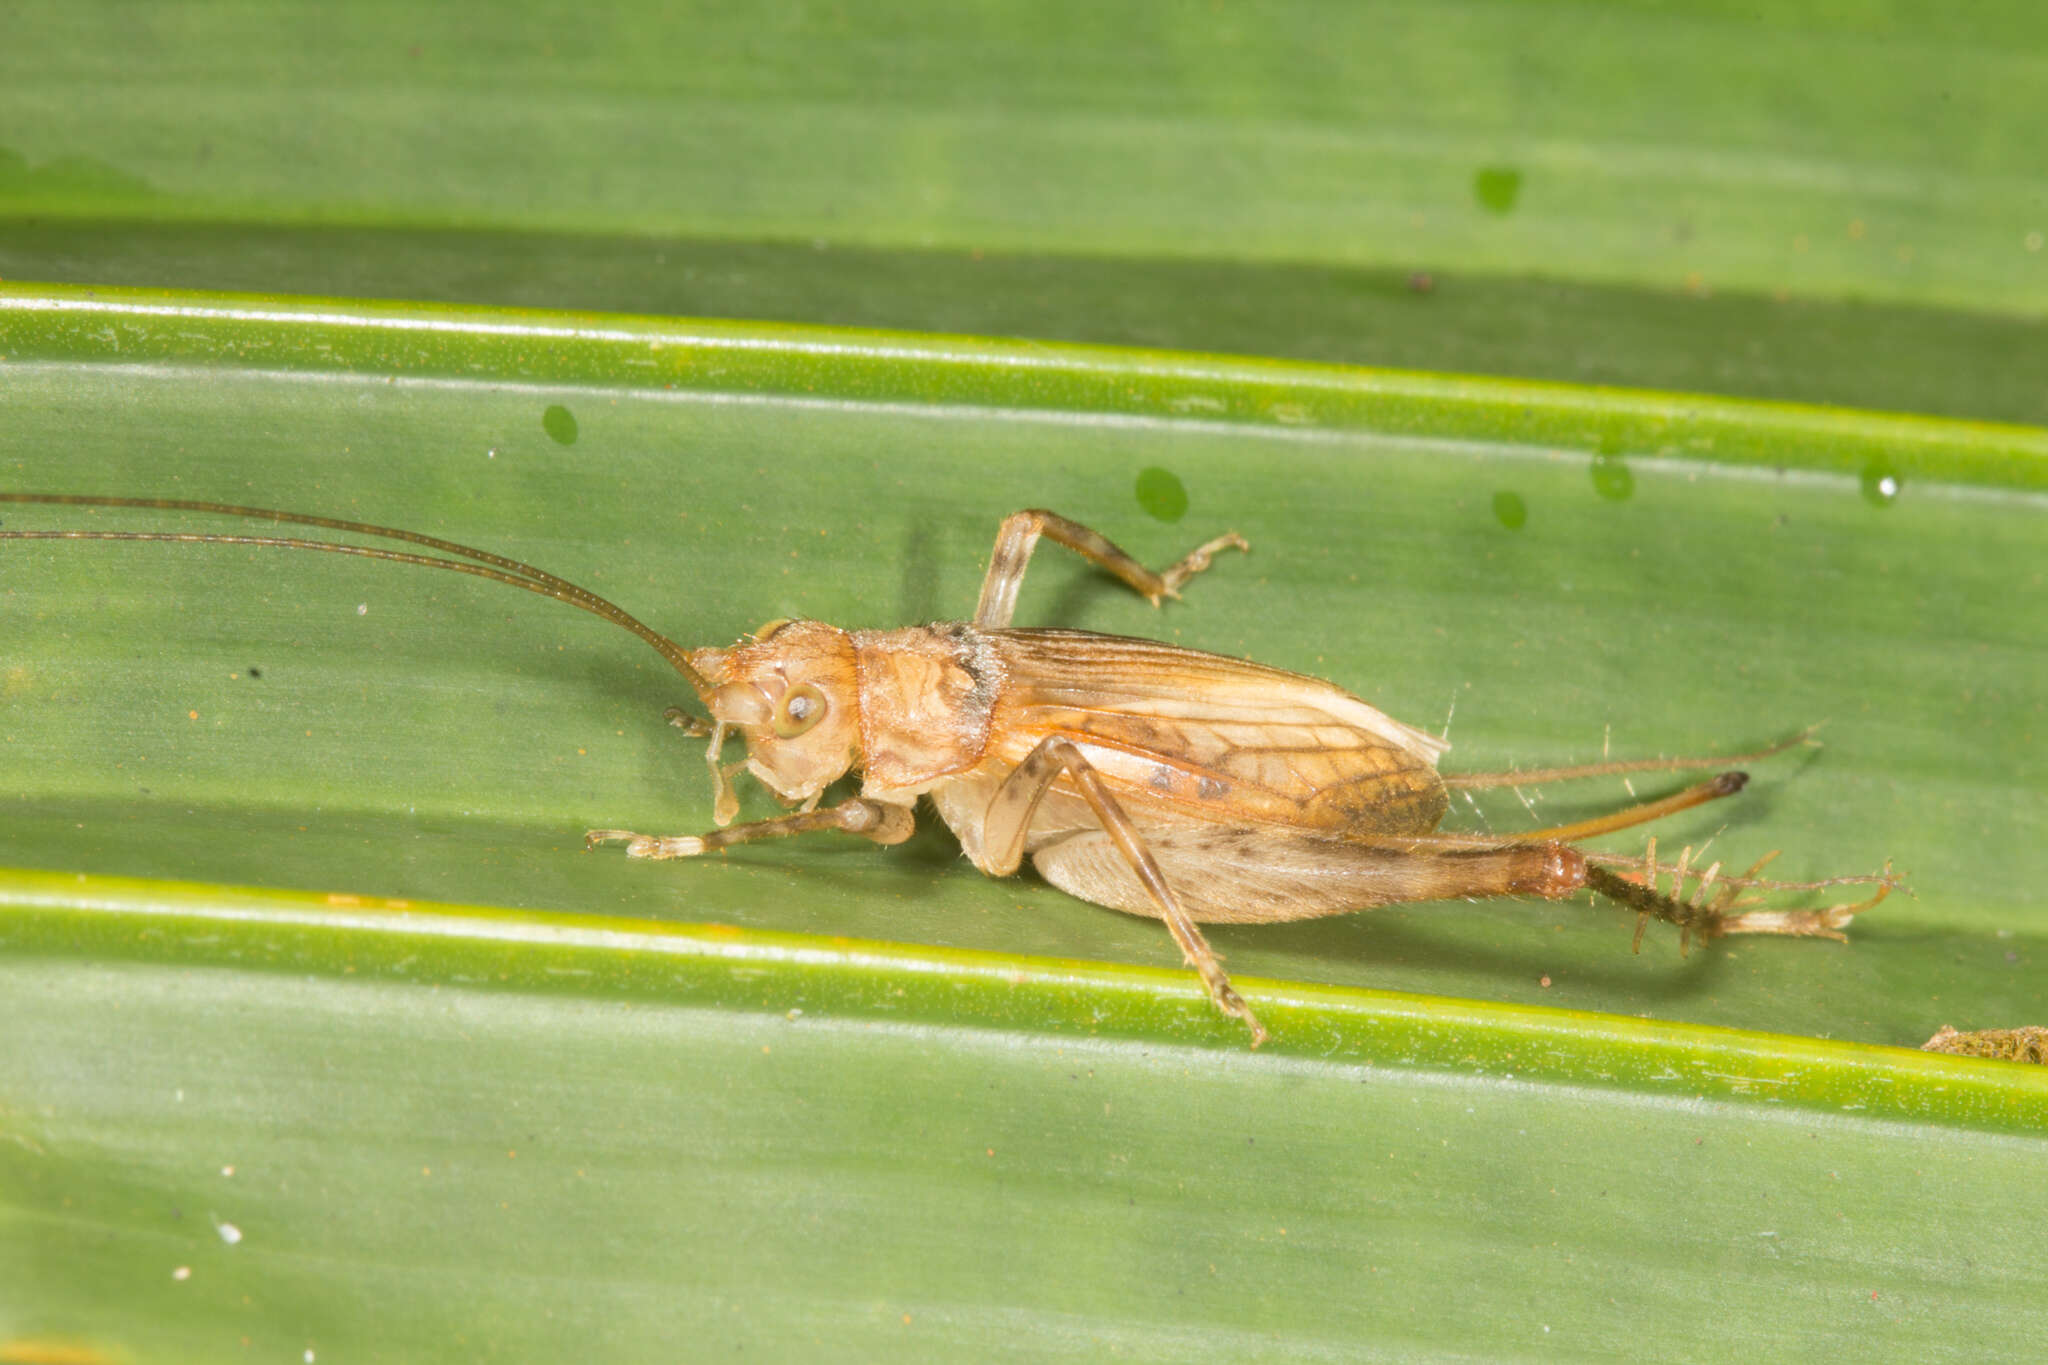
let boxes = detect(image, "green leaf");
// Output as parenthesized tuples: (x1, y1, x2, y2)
(4, 2, 2048, 1356)
(6, 3, 2048, 423)
(3, 286, 2045, 1357)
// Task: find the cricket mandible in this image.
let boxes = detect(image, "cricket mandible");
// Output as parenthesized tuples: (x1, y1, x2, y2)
(0, 496, 1896, 1045)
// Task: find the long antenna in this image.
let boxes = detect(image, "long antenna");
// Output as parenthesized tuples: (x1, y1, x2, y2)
(0, 493, 712, 703)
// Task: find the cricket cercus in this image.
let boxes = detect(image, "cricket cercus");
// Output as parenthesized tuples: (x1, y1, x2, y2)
(1, 497, 1896, 1045)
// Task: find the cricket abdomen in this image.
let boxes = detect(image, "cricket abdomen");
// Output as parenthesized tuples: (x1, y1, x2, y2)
(1032, 828, 1587, 925)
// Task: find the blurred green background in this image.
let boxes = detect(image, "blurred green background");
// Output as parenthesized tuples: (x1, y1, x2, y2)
(6, 1, 2047, 419)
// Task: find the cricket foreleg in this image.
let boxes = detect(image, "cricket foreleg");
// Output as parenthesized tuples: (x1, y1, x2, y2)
(977, 736, 1267, 1045)
(585, 798, 916, 860)
(972, 508, 1248, 629)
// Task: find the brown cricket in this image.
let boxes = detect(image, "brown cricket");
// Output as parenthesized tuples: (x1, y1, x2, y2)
(0, 496, 1895, 1044)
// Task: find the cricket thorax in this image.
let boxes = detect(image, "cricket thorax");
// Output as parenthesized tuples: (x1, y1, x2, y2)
(850, 622, 1003, 793)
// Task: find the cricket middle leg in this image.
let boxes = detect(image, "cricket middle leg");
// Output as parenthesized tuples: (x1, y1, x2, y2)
(974, 734, 1268, 1045)
(972, 509, 1248, 629)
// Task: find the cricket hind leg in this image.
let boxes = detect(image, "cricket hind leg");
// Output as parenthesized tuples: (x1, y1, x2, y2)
(1582, 844, 1897, 951)
(1446, 736, 1895, 940)
(1034, 821, 1892, 959)
(585, 797, 916, 860)
(972, 509, 1247, 629)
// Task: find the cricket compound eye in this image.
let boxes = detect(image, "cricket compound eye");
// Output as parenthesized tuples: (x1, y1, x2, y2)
(774, 682, 829, 738)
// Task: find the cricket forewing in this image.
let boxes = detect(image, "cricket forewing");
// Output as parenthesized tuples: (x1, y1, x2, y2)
(1, 497, 1898, 1047)
(978, 628, 1451, 836)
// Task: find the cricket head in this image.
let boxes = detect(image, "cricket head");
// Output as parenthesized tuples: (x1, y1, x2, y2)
(688, 619, 862, 824)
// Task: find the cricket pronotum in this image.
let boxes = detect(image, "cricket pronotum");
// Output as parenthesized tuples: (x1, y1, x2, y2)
(0, 496, 1897, 1045)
